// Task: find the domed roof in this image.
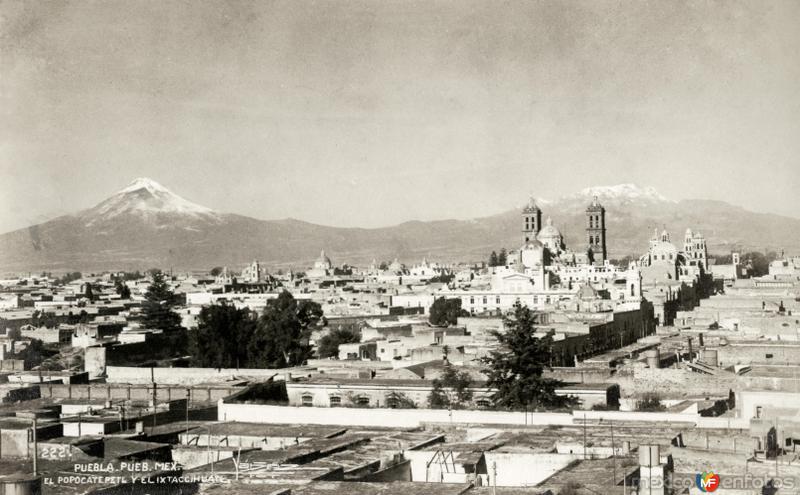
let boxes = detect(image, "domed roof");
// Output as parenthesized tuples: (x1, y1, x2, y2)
(522, 238, 544, 250)
(316, 250, 332, 264)
(536, 217, 561, 239)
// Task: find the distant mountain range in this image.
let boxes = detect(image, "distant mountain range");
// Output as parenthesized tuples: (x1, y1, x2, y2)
(1, 178, 798, 273)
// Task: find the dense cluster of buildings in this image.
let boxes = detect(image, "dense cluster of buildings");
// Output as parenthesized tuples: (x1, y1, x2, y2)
(0, 196, 799, 494)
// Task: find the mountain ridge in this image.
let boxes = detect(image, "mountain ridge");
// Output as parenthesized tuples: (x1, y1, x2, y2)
(1, 179, 798, 272)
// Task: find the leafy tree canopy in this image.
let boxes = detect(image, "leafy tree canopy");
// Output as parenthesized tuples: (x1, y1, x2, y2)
(247, 290, 323, 368)
(114, 279, 131, 299)
(317, 327, 361, 359)
(189, 301, 256, 369)
(429, 297, 461, 327)
(141, 270, 182, 332)
(428, 365, 474, 409)
(482, 304, 577, 410)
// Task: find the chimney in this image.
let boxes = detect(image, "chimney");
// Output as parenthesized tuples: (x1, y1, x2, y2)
(639, 444, 670, 495)
(645, 349, 660, 369)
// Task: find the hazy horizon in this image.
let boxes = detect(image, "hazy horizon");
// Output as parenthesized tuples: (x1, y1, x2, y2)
(2, 0, 799, 234)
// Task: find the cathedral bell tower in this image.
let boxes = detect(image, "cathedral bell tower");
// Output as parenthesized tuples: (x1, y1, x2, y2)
(586, 196, 607, 265)
(522, 197, 542, 243)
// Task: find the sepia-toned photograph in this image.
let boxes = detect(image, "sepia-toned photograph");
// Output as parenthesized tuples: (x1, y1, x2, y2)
(1, 0, 799, 493)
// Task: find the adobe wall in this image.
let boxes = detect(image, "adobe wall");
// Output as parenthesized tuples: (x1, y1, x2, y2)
(106, 366, 289, 385)
(38, 383, 239, 404)
(0, 429, 29, 458)
(715, 344, 800, 366)
(218, 402, 575, 428)
(682, 430, 752, 454)
(613, 367, 736, 399)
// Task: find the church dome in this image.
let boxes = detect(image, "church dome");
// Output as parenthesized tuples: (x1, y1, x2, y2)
(536, 217, 561, 239)
(314, 250, 332, 270)
(522, 238, 544, 249)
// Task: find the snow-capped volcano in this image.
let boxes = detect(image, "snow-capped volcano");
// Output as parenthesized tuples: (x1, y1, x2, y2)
(1, 178, 798, 272)
(80, 178, 220, 226)
(561, 184, 674, 204)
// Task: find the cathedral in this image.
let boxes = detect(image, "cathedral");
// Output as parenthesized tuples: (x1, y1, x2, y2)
(638, 228, 708, 282)
(514, 196, 608, 274)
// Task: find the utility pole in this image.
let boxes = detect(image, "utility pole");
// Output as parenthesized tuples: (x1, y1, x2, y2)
(610, 419, 617, 485)
(151, 367, 157, 429)
(185, 388, 190, 433)
(776, 418, 780, 478)
(583, 413, 587, 460)
(492, 461, 497, 495)
(31, 418, 38, 476)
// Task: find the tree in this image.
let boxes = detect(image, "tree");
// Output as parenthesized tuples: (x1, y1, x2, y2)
(247, 291, 323, 368)
(635, 392, 666, 412)
(428, 273, 455, 284)
(498, 248, 507, 265)
(386, 391, 417, 409)
(210, 266, 224, 277)
(746, 251, 778, 277)
(189, 302, 256, 368)
(482, 304, 577, 410)
(115, 279, 131, 299)
(84, 283, 94, 302)
(333, 266, 353, 276)
(317, 327, 361, 359)
(56, 272, 82, 285)
(428, 365, 474, 409)
(429, 297, 461, 327)
(18, 339, 49, 369)
(489, 251, 499, 267)
(141, 270, 182, 332)
(67, 310, 90, 325)
(379, 261, 388, 271)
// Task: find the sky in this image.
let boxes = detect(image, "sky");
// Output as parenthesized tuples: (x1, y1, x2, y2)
(1, 0, 799, 234)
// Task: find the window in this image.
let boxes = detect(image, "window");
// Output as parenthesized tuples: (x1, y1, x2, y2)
(766, 353, 774, 359)
(482, 296, 487, 304)
(356, 396, 370, 406)
(476, 399, 491, 408)
(496, 296, 500, 304)
(470, 297, 474, 305)
(756, 406, 763, 418)
(329, 396, 341, 407)
(301, 394, 314, 407)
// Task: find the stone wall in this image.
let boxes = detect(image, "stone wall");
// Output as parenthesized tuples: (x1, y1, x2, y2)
(106, 365, 291, 385)
(38, 383, 240, 404)
(614, 367, 736, 399)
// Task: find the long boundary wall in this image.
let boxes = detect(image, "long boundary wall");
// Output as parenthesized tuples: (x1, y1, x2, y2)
(38, 383, 240, 404)
(105, 366, 309, 385)
(216, 402, 748, 429)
